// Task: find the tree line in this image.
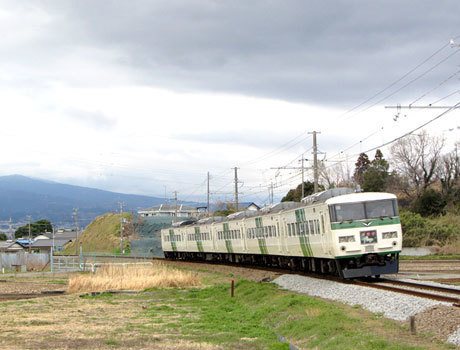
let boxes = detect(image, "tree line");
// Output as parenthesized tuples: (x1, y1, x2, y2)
(283, 130, 459, 218)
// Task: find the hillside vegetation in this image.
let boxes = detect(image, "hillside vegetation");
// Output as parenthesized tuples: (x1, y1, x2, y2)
(63, 212, 131, 254)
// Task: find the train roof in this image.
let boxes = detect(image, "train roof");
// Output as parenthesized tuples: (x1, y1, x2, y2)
(301, 188, 355, 204)
(326, 192, 396, 204)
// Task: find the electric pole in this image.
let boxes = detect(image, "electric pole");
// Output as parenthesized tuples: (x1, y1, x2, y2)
(269, 182, 274, 204)
(174, 191, 178, 221)
(73, 208, 79, 256)
(309, 131, 321, 193)
(301, 154, 305, 199)
(234, 167, 239, 211)
(207, 172, 210, 216)
(119, 202, 124, 254)
(27, 215, 31, 253)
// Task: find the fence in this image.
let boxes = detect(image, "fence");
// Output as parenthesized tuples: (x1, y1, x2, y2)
(0, 252, 49, 272)
(52, 255, 81, 272)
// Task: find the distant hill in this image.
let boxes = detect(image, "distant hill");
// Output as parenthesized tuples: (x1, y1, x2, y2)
(63, 212, 131, 254)
(0, 175, 180, 226)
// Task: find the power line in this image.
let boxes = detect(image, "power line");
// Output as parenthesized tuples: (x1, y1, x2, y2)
(408, 69, 460, 106)
(338, 40, 454, 119)
(361, 101, 460, 154)
(344, 48, 460, 120)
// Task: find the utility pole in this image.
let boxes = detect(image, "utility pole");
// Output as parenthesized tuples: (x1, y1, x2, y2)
(309, 131, 321, 193)
(73, 208, 79, 256)
(27, 215, 31, 253)
(269, 182, 274, 204)
(207, 172, 210, 216)
(234, 167, 239, 211)
(174, 191, 178, 221)
(301, 154, 305, 199)
(8, 217, 13, 241)
(119, 202, 124, 254)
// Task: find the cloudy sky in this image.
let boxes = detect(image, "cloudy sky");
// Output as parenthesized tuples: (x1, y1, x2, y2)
(1, 0, 459, 205)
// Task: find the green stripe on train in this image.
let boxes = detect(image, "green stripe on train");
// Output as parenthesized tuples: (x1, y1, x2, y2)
(196, 241, 204, 252)
(295, 209, 306, 223)
(299, 236, 313, 257)
(331, 217, 400, 230)
(258, 239, 268, 255)
(171, 242, 177, 252)
(225, 240, 233, 253)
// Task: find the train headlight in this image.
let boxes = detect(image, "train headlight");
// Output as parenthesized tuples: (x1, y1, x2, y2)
(392, 240, 397, 246)
(341, 245, 346, 251)
(383, 231, 398, 239)
(339, 235, 355, 243)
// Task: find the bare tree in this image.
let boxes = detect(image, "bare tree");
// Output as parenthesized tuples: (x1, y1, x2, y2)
(390, 131, 445, 198)
(319, 161, 354, 189)
(438, 142, 460, 197)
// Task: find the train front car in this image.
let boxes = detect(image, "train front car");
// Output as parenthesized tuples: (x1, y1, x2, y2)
(327, 192, 402, 278)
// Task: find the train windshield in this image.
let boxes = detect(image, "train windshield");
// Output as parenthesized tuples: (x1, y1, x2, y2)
(329, 199, 398, 222)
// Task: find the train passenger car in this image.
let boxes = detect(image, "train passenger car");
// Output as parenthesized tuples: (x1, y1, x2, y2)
(161, 189, 402, 278)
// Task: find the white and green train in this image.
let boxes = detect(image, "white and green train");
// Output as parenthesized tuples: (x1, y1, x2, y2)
(161, 188, 402, 278)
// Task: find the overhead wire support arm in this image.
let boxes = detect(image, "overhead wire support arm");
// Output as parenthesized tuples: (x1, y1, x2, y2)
(385, 105, 460, 109)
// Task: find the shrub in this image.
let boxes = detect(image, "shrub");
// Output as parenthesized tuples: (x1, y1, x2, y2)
(400, 210, 460, 247)
(412, 189, 446, 217)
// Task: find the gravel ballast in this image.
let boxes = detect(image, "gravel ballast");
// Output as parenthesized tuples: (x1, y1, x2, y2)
(273, 274, 460, 346)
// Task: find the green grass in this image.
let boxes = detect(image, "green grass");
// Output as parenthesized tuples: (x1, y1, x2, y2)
(130, 280, 433, 349)
(400, 254, 460, 260)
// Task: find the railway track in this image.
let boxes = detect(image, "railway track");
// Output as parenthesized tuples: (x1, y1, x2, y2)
(352, 279, 460, 305)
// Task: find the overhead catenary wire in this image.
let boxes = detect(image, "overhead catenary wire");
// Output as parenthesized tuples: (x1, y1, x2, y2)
(344, 48, 460, 120)
(409, 69, 460, 106)
(361, 100, 460, 155)
(338, 39, 455, 119)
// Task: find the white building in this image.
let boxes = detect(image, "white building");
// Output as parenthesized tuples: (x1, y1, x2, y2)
(138, 204, 199, 218)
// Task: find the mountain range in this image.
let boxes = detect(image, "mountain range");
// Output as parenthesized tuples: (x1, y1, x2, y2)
(0, 175, 177, 227)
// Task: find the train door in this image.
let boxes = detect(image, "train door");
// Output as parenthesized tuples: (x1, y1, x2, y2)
(320, 210, 331, 256)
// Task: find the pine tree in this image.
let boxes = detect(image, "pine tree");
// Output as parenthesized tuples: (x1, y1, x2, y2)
(353, 153, 370, 186)
(362, 149, 389, 192)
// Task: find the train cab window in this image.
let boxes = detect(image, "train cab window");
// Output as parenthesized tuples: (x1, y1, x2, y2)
(330, 199, 398, 222)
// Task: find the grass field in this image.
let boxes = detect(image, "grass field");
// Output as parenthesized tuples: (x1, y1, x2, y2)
(0, 267, 452, 349)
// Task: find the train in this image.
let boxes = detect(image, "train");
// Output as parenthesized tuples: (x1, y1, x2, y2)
(161, 188, 402, 278)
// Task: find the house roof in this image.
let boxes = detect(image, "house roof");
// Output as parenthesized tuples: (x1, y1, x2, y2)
(0, 241, 24, 251)
(213, 202, 261, 211)
(31, 239, 71, 248)
(44, 231, 79, 240)
(140, 204, 198, 212)
(16, 239, 34, 248)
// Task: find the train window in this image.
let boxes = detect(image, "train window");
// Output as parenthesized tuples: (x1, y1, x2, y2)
(309, 220, 314, 234)
(273, 226, 277, 237)
(315, 220, 320, 234)
(299, 223, 305, 235)
(321, 215, 325, 233)
(365, 199, 397, 219)
(336, 203, 365, 221)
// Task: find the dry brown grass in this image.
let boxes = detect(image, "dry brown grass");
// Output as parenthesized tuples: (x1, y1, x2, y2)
(67, 263, 202, 293)
(438, 240, 460, 255)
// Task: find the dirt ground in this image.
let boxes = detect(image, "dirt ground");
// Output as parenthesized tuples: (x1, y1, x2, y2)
(0, 292, 222, 350)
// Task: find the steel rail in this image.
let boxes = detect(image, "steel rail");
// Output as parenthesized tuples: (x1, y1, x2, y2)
(352, 280, 460, 305)
(378, 279, 460, 296)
